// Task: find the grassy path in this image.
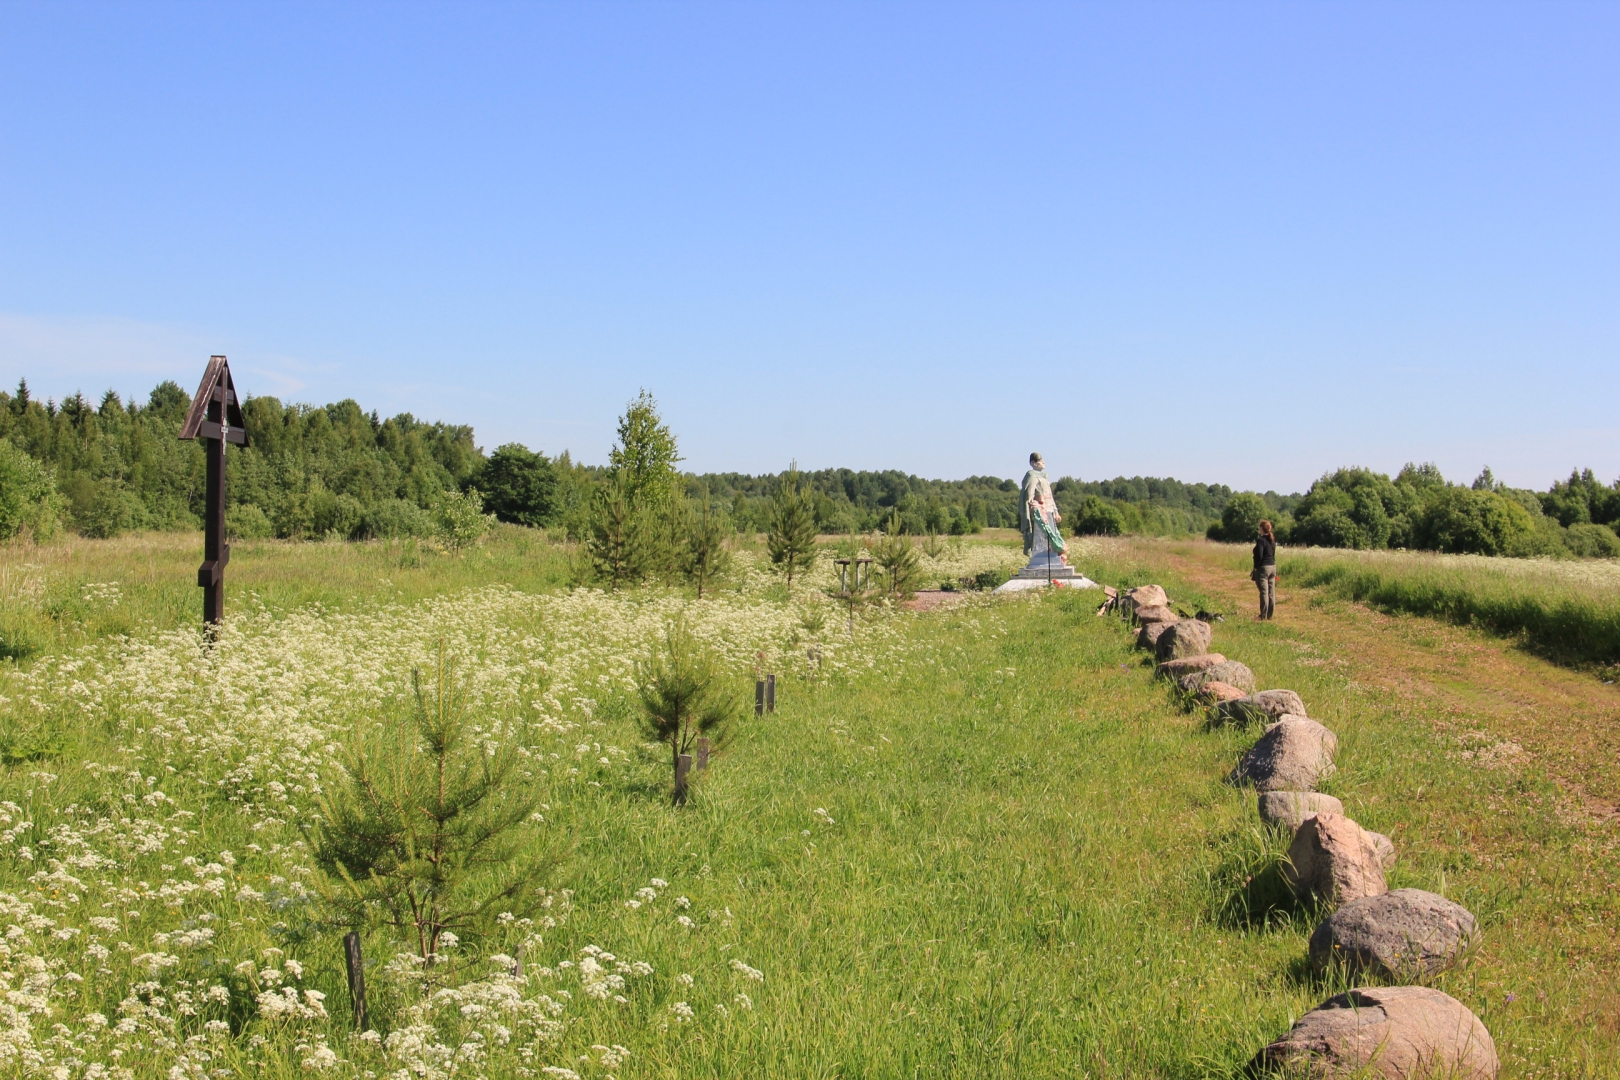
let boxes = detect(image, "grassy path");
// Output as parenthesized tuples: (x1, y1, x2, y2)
(600, 588, 1314, 1077)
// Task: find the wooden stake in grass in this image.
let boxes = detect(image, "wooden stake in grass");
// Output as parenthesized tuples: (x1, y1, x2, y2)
(343, 930, 368, 1032)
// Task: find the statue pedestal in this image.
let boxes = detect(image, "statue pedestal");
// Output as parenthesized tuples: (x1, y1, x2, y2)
(994, 550, 1097, 592)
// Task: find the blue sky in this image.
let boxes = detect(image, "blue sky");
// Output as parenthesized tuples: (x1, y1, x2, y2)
(2, 1, 1615, 492)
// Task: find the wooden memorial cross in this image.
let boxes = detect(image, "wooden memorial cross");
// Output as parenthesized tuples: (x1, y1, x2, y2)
(178, 356, 248, 627)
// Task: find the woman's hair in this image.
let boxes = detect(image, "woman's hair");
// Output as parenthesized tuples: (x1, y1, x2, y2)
(1258, 520, 1275, 539)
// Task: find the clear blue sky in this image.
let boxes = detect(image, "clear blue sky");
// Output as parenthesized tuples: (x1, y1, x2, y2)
(2, 1, 1615, 493)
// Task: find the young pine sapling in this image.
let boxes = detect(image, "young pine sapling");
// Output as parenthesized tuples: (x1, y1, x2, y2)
(312, 647, 549, 964)
(635, 617, 740, 805)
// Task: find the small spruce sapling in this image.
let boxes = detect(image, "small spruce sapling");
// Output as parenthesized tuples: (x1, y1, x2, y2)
(312, 646, 548, 963)
(635, 617, 740, 805)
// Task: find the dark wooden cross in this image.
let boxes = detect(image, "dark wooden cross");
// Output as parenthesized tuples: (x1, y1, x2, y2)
(178, 356, 248, 627)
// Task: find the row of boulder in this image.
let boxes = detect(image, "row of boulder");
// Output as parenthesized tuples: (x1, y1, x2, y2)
(1114, 585, 1498, 1079)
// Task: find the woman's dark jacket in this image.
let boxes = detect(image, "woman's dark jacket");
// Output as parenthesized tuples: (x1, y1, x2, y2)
(1253, 536, 1276, 570)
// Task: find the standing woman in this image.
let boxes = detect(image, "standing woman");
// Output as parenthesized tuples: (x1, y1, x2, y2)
(1252, 520, 1278, 620)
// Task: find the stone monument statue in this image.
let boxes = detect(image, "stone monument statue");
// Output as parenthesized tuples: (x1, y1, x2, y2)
(999, 452, 1095, 590)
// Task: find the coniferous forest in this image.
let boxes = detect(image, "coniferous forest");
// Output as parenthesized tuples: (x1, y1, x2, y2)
(1, 377, 1617, 560)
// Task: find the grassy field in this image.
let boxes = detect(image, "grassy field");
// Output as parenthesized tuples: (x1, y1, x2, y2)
(1257, 544, 1620, 671)
(0, 531, 1614, 1078)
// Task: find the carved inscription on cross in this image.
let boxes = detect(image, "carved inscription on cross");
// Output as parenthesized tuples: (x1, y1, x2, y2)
(178, 355, 249, 626)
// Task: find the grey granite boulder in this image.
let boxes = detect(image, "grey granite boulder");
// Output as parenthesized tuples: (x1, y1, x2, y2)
(1197, 680, 1247, 704)
(1154, 619, 1212, 662)
(1258, 790, 1344, 832)
(1215, 688, 1306, 727)
(1177, 660, 1255, 695)
(1255, 985, 1498, 1079)
(1134, 603, 1177, 625)
(1309, 889, 1477, 978)
(1122, 584, 1168, 612)
(1230, 718, 1337, 792)
(1156, 654, 1226, 680)
(1284, 812, 1388, 905)
(1136, 621, 1174, 650)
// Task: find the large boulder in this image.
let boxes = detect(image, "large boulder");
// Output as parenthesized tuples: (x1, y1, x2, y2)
(1309, 889, 1478, 979)
(1230, 718, 1337, 791)
(1122, 584, 1168, 611)
(1137, 621, 1173, 650)
(1196, 681, 1248, 704)
(1156, 654, 1225, 680)
(1255, 986, 1498, 1080)
(1284, 812, 1387, 905)
(1215, 689, 1306, 727)
(1258, 790, 1344, 832)
(1134, 603, 1178, 625)
(1154, 619, 1213, 662)
(1177, 660, 1255, 695)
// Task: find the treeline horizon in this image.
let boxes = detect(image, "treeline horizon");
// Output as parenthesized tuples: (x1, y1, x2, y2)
(0, 377, 1617, 560)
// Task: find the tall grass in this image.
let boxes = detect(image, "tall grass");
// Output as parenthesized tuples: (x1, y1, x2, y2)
(1278, 547, 1620, 667)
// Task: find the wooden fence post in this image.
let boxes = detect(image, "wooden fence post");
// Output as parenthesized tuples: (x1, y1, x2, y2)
(755, 680, 765, 716)
(766, 674, 776, 713)
(674, 753, 693, 805)
(343, 930, 368, 1032)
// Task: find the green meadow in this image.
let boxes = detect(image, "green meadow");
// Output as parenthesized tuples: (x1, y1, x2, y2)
(0, 531, 1613, 1078)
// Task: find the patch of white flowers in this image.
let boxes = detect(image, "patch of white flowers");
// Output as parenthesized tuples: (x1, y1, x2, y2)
(0, 548, 1023, 1077)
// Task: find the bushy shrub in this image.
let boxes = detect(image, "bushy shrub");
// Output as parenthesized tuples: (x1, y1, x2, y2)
(313, 490, 365, 540)
(436, 487, 495, 551)
(480, 443, 559, 527)
(1566, 523, 1620, 559)
(362, 498, 436, 539)
(230, 503, 276, 539)
(78, 478, 145, 539)
(1073, 495, 1126, 536)
(0, 438, 63, 540)
(1411, 487, 1536, 556)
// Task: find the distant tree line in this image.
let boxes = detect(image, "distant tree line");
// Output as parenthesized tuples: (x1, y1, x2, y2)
(1206, 464, 1620, 558)
(0, 376, 1616, 561)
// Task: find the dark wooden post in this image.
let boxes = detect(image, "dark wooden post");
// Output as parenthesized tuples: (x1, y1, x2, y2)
(674, 753, 693, 805)
(755, 680, 765, 716)
(178, 356, 247, 629)
(343, 930, 368, 1031)
(766, 674, 776, 713)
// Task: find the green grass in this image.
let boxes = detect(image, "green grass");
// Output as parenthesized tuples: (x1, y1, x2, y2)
(1274, 546, 1620, 670)
(0, 533, 1613, 1077)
